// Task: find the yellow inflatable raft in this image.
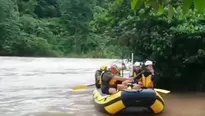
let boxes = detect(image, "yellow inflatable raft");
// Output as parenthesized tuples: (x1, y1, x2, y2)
(92, 88, 165, 114)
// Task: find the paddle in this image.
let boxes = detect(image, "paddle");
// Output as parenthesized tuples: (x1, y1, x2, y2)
(72, 84, 95, 90)
(121, 53, 124, 77)
(127, 83, 170, 94)
(154, 88, 170, 94)
(130, 53, 134, 77)
(72, 84, 170, 94)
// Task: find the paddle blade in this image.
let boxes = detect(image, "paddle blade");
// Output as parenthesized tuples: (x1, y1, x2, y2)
(154, 88, 170, 94)
(72, 85, 88, 90)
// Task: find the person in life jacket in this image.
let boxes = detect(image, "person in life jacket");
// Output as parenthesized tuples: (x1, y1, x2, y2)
(94, 65, 108, 88)
(136, 60, 156, 88)
(131, 61, 142, 79)
(111, 62, 127, 76)
(101, 64, 133, 94)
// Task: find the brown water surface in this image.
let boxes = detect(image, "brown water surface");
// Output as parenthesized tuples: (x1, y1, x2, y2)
(0, 57, 204, 116)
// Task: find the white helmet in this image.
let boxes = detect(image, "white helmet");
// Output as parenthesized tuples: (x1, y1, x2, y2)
(134, 62, 141, 67)
(144, 60, 153, 66)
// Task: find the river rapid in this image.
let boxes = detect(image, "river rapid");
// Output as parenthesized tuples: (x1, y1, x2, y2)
(0, 57, 205, 116)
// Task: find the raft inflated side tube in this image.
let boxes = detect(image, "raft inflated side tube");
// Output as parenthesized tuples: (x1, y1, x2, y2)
(92, 88, 165, 114)
(150, 91, 165, 113)
(92, 89, 124, 114)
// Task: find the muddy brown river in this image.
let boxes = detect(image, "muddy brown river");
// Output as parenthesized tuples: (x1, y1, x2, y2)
(0, 57, 205, 116)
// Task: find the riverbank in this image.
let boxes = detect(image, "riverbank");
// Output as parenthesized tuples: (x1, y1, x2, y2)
(0, 52, 120, 59)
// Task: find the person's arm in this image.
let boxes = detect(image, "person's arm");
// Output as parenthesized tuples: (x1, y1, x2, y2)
(112, 75, 131, 81)
(104, 71, 132, 82)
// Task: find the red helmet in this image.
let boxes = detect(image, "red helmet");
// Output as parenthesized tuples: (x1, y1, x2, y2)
(110, 64, 118, 74)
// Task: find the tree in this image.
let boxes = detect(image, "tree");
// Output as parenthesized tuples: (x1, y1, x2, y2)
(127, 0, 205, 20)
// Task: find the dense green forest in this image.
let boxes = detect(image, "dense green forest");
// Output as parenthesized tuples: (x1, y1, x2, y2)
(0, 0, 205, 91)
(0, 0, 128, 58)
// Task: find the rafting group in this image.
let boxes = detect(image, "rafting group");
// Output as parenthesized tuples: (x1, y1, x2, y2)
(72, 54, 170, 114)
(91, 58, 169, 114)
(94, 60, 157, 94)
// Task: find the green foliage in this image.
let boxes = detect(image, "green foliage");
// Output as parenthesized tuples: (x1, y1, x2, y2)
(0, 0, 119, 58)
(129, 0, 205, 20)
(182, 0, 192, 13)
(91, 0, 205, 91)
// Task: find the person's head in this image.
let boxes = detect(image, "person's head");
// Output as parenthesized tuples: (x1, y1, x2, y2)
(144, 60, 153, 71)
(133, 61, 141, 71)
(100, 65, 107, 71)
(110, 64, 118, 75)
